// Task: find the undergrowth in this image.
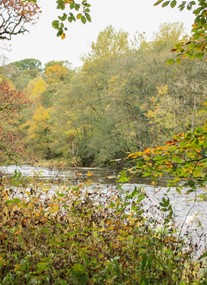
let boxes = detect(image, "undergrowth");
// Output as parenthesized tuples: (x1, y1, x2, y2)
(0, 172, 206, 284)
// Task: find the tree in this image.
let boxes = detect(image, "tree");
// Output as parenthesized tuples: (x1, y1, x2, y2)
(0, 0, 40, 40)
(82, 25, 129, 62)
(25, 76, 47, 100)
(53, 25, 182, 165)
(0, 58, 43, 91)
(151, 22, 186, 51)
(0, 76, 29, 163)
(127, 1, 207, 193)
(41, 61, 74, 108)
(13, 58, 42, 71)
(16, 23, 206, 167)
(44, 62, 70, 82)
(22, 105, 54, 160)
(154, 0, 207, 62)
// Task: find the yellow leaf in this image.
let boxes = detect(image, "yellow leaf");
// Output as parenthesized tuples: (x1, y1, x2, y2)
(35, 212, 40, 218)
(77, 13, 82, 19)
(157, 85, 168, 95)
(50, 204, 59, 214)
(64, 0, 74, 3)
(61, 32, 66, 40)
(87, 171, 93, 177)
(128, 152, 142, 159)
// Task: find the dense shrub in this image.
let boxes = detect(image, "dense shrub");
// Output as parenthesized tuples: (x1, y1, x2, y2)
(0, 175, 206, 284)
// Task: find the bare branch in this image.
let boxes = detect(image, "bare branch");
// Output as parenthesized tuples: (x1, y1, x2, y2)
(0, 0, 40, 41)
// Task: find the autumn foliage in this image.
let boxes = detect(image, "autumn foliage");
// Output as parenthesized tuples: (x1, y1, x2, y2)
(0, 175, 205, 284)
(154, 0, 207, 62)
(0, 0, 40, 40)
(128, 122, 207, 189)
(0, 79, 29, 162)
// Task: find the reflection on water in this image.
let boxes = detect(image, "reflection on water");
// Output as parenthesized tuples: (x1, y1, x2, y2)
(0, 164, 118, 184)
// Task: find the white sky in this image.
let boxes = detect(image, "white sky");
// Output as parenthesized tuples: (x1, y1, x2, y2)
(3, 0, 195, 68)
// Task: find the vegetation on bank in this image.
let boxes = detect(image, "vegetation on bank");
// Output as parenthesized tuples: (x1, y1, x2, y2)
(0, 173, 206, 284)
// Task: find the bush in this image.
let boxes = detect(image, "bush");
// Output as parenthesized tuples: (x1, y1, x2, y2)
(0, 177, 206, 284)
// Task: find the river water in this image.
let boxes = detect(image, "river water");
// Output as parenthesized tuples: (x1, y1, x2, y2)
(0, 165, 207, 254)
(0, 164, 118, 184)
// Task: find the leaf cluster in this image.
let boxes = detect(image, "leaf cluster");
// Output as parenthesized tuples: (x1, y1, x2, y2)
(52, 0, 91, 39)
(154, 0, 207, 62)
(128, 122, 207, 192)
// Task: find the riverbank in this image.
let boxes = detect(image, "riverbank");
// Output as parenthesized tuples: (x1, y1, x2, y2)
(0, 176, 206, 284)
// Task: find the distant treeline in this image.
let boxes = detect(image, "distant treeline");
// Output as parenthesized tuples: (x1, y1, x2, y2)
(0, 24, 207, 167)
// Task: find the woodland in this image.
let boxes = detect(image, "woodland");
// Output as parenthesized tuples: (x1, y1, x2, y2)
(1, 23, 207, 168)
(0, 0, 207, 284)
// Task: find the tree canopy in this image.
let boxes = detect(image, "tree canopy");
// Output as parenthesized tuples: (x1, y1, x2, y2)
(154, 0, 207, 61)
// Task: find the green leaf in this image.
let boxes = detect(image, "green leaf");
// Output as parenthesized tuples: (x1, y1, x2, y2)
(154, 0, 164, 6)
(193, 7, 203, 16)
(56, 192, 65, 197)
(166, 58, 176, 65)
(178, 2, 186, 11)
(160, 196, 170, 207)
(81, 16, 87, 24)
(75, 4, 80, 10)
(83, 1, 91, 7)
(162, 1, 170, 7)
(195, 52, 204, 59)
(171, 156, 184, 163)
(57, 30, 63, 37)
(6, 198, 21, 205)
(57, 2, 65, 10)
(68, 13, 76, 22)
(117, 170, 130, 183)
(36, 261, 50, 273)
(58, 13, 67, 21)
(176, 187, 182, 194)
(85, 13, 91, 22)
(71, 263, 89, 284)
(170, 0, 177, 8)
(187, 3, 193, 10)
(52, 20, 59, 29)
(153, 155, 165, 161)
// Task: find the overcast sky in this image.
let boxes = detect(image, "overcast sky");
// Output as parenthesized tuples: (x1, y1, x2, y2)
(3, 0, 194, 68)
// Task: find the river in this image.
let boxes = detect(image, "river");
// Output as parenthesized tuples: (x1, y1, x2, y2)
(0, 164, 207, 254)
(0, 164, 118, 183)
